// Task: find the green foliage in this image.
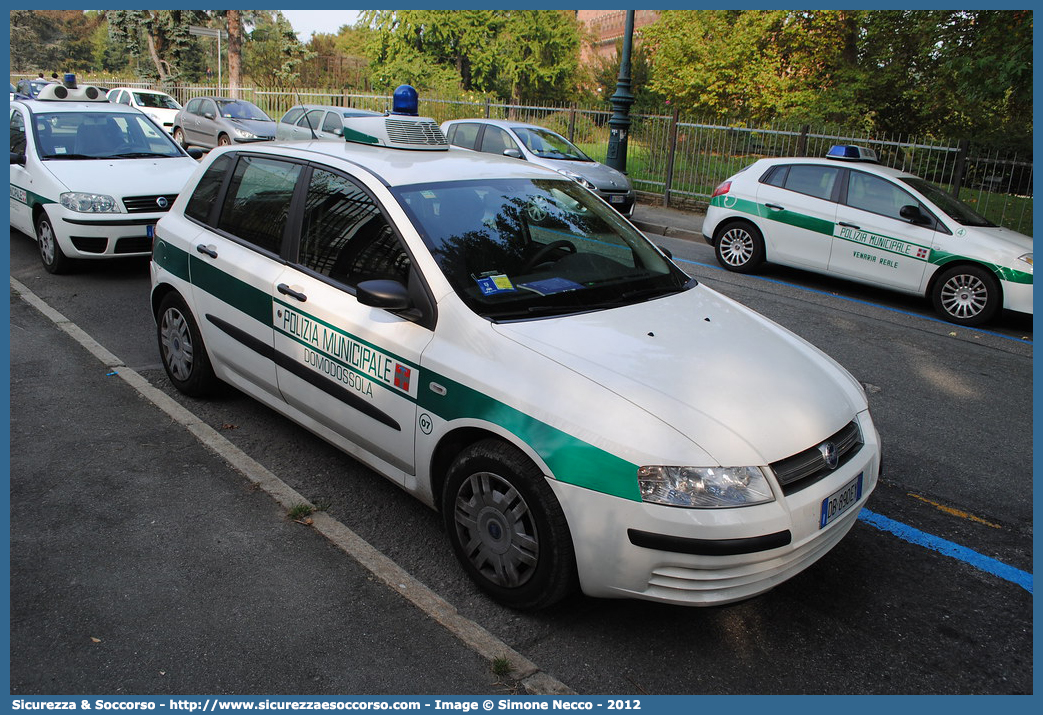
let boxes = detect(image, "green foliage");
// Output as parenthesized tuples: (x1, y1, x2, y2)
(10, 10, 104, 74)
(244, 12, 315, 91)
(106, 10, 210, 83)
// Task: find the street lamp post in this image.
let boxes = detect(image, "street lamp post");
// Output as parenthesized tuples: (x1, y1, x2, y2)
(605, 10, 635, 174)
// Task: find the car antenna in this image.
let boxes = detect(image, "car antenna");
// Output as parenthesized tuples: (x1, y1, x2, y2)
(291, 84, 317, 140)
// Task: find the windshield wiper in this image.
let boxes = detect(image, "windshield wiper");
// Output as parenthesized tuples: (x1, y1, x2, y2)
(109, 152, 176, 159)
(42, 153, 96, 160)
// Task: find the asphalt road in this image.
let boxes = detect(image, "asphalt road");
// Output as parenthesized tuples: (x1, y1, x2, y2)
(7, 217, 1033, 695)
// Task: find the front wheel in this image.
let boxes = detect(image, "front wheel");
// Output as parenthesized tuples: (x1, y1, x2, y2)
(931, 264, 1001, 326)
(36, 213, 73, 274)
(714, 221, 765, 273)
(442, 439, 577, 610)
(157, 292, 218, 397)
(217, 133, 231, 147)
(172, 127, 186, 147)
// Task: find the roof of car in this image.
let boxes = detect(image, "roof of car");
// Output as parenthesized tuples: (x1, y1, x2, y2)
(12, 97, 142, 115)
(110, 86, 173, 95)
(215, 138, 565, 189)
(753, 155, 917, 181)
(443, 118, 551, 132)
(284, 104, 383, 118)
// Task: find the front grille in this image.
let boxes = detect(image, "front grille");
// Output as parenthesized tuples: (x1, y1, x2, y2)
(114, 236, 153, 254)
(384, 118, 447, 147)
(71, 236, 107, 253)
(771, 421, 862, 495)
(123, 194, 178, 213)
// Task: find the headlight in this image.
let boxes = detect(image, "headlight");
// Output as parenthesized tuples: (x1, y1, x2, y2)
(232, 127, 257, 139)
(556, 169, 596, 191)
(637, 465, 775, 508)
(60, 192, 118, 213)
(1018, 253, 1032, 272)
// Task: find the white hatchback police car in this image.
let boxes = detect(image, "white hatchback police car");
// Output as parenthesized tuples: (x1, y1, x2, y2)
(10, 76, 201, 273)
(703, 145, 1033, 326)
(150, 89, 880, 609)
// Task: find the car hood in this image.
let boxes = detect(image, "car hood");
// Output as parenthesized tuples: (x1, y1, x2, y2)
(963, 224, 1033, 255)
(492, 285, 866, 466)
(533, 157, 632, 192)
(226, 117, 276, 137)
(43, 156, 200, 197)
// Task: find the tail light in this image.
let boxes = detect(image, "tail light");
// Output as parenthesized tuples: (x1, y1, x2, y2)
(711, 180, 732, 198)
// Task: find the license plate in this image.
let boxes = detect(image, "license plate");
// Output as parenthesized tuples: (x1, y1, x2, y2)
(820, 473, 863, 529)
(610, 195, 625, 204)
(146, 224, 155, 239)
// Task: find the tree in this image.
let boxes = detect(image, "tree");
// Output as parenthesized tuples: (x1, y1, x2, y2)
(106, 10, 209, 83)
(243, 12, 315, 90)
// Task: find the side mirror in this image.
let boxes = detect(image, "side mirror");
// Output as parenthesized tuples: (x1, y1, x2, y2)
(503, 148, 523, 160)
(186, 147, 205, 160)
(657, 245, 673, 260)
(203, 112, 215, 120)
(900, 204, 932, 226)
(357, 279, 411, 311)
(10, 152, 26, 166)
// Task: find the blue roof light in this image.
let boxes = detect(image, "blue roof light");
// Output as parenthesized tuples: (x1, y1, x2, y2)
(62, 73, 77, 89)
(826, 145, 878, 162)
(392, 85, 419, 116)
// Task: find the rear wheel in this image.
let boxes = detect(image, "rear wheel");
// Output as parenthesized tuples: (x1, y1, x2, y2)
(157, 292, 218, 397)
(442, 439, 577, 610)
(714, 221, 765, 273)
(36, 213, 73, 274)
(931, 264, 1001, 326)
(173, 127, 186, 147)
(217, 133, 231, 147)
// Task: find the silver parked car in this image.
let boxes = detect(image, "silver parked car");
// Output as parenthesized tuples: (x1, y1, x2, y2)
(172, 96, 275, 149)
(441, 118, 636, 216)
(276, 104, 383, 141)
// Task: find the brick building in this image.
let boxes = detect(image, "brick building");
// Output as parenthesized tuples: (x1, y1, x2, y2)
(577, 10, 660, 65)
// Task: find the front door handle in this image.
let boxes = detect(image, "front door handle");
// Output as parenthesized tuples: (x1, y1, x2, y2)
(764, 203, 785, 211)
(195, 244, 217, 258)
(838, 222, 861, 230)
(277, 283, 307, 302)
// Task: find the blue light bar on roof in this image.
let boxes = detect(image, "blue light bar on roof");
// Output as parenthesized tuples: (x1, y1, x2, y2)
(826, 145, 878, 162)
(392, 85, 419, 116)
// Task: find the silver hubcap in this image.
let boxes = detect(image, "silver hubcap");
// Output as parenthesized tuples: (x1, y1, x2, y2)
(453, 471, 538, 588)
(38, 221, 55, 265)
(720, 228, 754, 266)
(940, 274, 989, 319)
(160, 307, 194, 382)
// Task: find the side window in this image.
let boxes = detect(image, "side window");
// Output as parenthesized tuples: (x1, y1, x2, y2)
(783, 165, 839, 201)
(185, 154, 234, 224)
(203, 99, 218, 118)
(281, 107, 304, 125)
(322, 112, 342, 134)
(845, 171, 919, 222)
(116, 91, 131, 106)
(448, 123, 480, 150)
(186, 98, 201, 115)
(10, 110, 26, 154)
(760, 165, 788, 188)
(480, 127, 520, 156)
(217, 155, 302, 255)
(299, 168, 410, 289)
(302, 109, 324, 130)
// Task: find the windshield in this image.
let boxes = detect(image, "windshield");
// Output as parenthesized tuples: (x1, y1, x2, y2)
(34, 111, 185, 160)
(216, 100, 272, 122)
(134, 92, 181, 110)
(900, 177, 995, 227)
(512, 127, 592, 162)
(394, 178, 692, 321)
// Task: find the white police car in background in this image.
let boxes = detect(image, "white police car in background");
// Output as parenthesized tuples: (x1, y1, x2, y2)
(10, 75, 202, 274)
(150, 86, 880, 609)
(703, 145, 1033, 326)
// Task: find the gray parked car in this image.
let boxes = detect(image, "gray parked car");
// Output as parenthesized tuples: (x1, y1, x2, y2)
(441, 118, 636, 216)
(172, 96, 275, 149)
(276, 104, 383, 141)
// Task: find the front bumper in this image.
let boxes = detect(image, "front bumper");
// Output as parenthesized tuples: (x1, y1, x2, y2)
(549, 410, 880, 605)
(1002, 279, 1033, 315)
(598, 189, 635, 217)
(54, 207, 165, 259)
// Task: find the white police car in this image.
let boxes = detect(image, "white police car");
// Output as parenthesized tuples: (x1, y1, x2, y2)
(703, 145, 1033, 326)
(150, 87, 880, 609)
(10, 75, 201, 273)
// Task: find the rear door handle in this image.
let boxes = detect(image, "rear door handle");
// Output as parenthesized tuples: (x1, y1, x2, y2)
(195, 244, 217, 258)
(277, 283, 307, 302)
(838, 222, 861, 230)
(764, 203, 785, 211)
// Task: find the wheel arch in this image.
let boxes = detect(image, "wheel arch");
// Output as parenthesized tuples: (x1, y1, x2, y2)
(150, 281, 183, 323)
(428, 424, 553, 514)
(925, 258, 1005, 303)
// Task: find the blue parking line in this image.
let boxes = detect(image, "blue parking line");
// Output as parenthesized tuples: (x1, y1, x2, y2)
(672, 257, 1033, 346)
(857, 509, 1033, 593)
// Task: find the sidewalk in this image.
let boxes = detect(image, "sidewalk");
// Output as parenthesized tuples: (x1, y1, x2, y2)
(7, 289, 511, 695)
(630, 202, 705, 242)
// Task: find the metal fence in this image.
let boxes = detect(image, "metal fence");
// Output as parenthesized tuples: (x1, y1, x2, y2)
(19, 75, 1032, 235)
